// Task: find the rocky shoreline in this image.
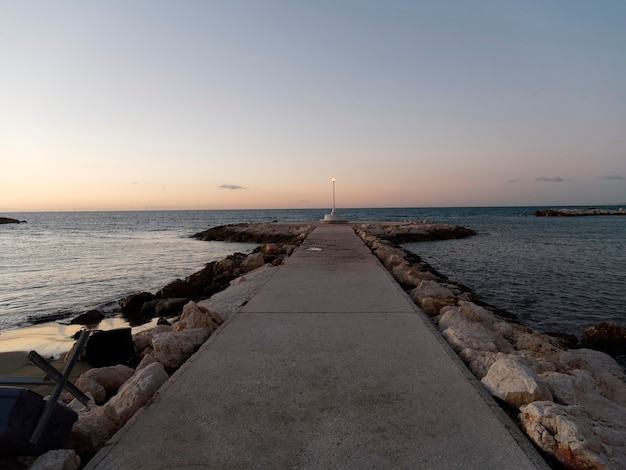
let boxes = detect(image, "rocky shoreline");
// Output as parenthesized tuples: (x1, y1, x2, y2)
(533, 207, 625, 217)
(6, 220, 625, 469)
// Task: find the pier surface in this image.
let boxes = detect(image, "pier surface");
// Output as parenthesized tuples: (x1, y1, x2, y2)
(88, 226, 547, 469)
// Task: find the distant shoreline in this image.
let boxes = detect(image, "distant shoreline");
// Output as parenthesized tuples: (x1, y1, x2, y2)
(533, 207, 625, 217)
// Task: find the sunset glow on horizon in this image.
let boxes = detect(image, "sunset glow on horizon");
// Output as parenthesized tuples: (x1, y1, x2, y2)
(2, 1, 625, 212)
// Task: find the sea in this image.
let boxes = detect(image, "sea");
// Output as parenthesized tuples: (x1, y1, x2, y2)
(1, 207, 624, 340)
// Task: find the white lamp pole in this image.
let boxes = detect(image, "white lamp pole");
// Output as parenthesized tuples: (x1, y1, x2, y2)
(331, 177, 336, 213)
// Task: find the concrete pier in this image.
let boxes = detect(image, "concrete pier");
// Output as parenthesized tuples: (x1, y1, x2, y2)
(88, 226, 547, 469)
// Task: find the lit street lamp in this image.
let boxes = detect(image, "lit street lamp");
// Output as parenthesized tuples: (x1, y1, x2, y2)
(322, 176, 346, 223)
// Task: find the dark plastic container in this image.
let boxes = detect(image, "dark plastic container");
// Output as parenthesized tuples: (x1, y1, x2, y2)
(0, 387, 78, 455)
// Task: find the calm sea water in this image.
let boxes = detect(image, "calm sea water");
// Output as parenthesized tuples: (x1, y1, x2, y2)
(1, 207, 624, 338)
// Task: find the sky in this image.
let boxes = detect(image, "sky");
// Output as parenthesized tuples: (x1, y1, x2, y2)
(1, 0, 625, 211)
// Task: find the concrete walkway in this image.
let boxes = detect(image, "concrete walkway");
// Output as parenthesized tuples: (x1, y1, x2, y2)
(88, 226, 547, 469)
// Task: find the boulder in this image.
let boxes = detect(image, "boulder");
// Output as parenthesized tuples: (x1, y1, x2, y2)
(262, 243, 282, 255)
(74, 377, 106, 405)
(70, 309, 104, 325)
(79, 364, 134, 395)
(171, 301, 222, 333)
(30, 449, 80, 470)
(373, 245, 407, 269)
(68, 406, 119, 454)
(158, 278, 196, 299)
(481, 357, 552, 408)
(136, 353, 158, 371)
(139, 299, 160, 317)
(416, 296, 456, 317)
(457, 301, 497, 325)
(104, 362, 169, 425)
(119, 292, 156, 312)
(133, 324, 172, 352)
(520, 401, 626, 470)
(411, 280, 456, 302)
(442, 326, 500, 353)
(581, 321, 626, 357)
(240, 252, 266, 272)
(458, 348, 507, 379)
(154, 298, 189, 316)
(152, 328, 210, 371)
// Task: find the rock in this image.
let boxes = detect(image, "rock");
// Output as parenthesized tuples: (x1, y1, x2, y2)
(240, 252, 266, 272)
(154, 298, 189, 316)
(132, 325, 172, 352)
(139, 299, 160, 317)
(581, 321, 626, 357)
(68, 406, 119, 454)
(104, 362, 169, 426)
(262, 243, 282, 255)
(391, 264, 440, 288)
(74, 377, 106, 405)
(157, 316, 171, 326)
(171, 301, 222, 333)
(136, 353, 158, 371)
(373, 245, 407, 269)
(30, 449, 80, 470)
(457, 301, 497, 325)
(481, 357, 552, 408)
(283, 244, 296, 256)
(80, 364, 134, 395)
(416, 296, 455, 317)
(515, 333, 561, 354)
(158, 278, 197, 299)
(458, 349, 508, 379)
(0, 217, 24, 224)
(544, 331, 579, 348)
(119, 292, 156, 312)
(70, 309, 104, 325)
(411, 280, 456, 302)
(152, 328, 210, 371)
(520, 401, 626, 470)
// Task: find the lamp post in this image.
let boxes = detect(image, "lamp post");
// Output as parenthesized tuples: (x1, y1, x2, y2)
(331, 177, 336, 214)
(322, 176, 346, 223)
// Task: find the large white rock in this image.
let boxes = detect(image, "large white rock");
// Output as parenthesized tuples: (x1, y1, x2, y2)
(79, 364, 134, 395)
(438, 307, 511, 353)
(457, 301, 497, 325)
(411, 280, 456, 301)
(133, 324, 172, 351)
(104, 361, 169, 425)
(30, 449, 80, 470)
(374, 245, 406, 269)
(459, 348, 508, 379)
(520, 401, 626, 470)
(152, 328, 210, 371)
(481, 356, 552, 408)
(68, 406, 119, 454)
(172, 300, 222, 333)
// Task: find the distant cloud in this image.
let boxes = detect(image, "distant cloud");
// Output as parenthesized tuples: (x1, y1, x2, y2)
(535, 176, 566, 182)
(508, 178, 523, 183)
(219, 184, 246, 190)
(600, 175, 625, 181)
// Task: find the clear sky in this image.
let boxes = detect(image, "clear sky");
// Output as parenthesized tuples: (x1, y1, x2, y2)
(1, 1, 625, 211)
